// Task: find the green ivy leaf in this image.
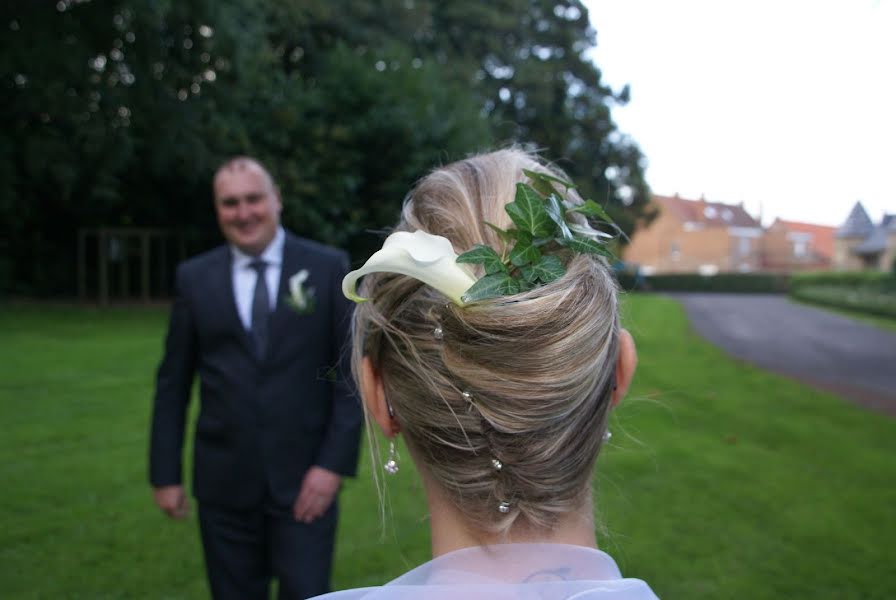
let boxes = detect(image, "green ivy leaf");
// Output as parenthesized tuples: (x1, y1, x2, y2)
(457, 172, 622, 301)
(525, 174, 557, 198)
(516, 277, 536, 292)
(560, 235, 614, 257)
(545, 194, 574, 241)
(462, 273, 520, 302)
(457, 244, 508, 275)
(506, 183, 556, 238)
(509, 231, 541, 267)
(520, 265, 540, 285)
(522, 168, 575, 191)
(521, 255, 565, 284)
(569, 199, 612, 222)
(484, 221, 515, 244)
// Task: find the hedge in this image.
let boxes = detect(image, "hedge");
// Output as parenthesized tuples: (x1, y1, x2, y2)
(791, 285, 896, 319)
(614, 272, 790, 293)
(787, 271, 896, 318)
(613, 270, 896, 318)
(790, 271, 896, 291)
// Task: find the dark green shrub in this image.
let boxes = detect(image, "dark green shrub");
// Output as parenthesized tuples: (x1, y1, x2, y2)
(614, 272, 790, 293)
(791, 285, 896, 319)
(790, 271, 895, 291)
(788, 270, 896, 319)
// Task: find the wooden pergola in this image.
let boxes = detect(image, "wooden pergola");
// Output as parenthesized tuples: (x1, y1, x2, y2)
(77, 227, 187, 305)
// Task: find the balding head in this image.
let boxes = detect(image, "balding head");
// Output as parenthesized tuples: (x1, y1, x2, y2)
(213, 156, 277, 194)
(212, 156, 282, 256)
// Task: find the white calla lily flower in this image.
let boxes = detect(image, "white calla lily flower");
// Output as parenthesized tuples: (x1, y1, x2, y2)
(342, 230, 477, 305)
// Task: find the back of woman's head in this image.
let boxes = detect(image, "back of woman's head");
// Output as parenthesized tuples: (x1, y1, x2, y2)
(352, 148, 620, 535)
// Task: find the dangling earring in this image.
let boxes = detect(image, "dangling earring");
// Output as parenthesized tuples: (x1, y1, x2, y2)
(384, 440, 399, 474)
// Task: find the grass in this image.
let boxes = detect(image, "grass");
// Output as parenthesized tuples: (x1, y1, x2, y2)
(1, 297, 894, 598)
(790, 296, 896, 332)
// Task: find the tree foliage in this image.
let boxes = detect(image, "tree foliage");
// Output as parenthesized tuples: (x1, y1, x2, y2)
(1, 0, 650, 296)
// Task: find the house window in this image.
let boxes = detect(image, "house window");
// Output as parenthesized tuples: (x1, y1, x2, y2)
(737, 237, 750, 256)
(793, 240, 807, 258)
(703, 206, 717, 219)
(670, 241, 680, 260)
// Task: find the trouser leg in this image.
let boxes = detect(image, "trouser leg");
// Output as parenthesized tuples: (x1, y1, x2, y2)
(270, 501, 338, 600)
(198, 503, 270, 600)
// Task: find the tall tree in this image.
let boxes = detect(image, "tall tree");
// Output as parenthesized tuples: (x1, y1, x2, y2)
(1, 0, 233, 292)
(0, 0, 489, 294)
(273, 0, 654, 236)
(1, 0, 650, 295)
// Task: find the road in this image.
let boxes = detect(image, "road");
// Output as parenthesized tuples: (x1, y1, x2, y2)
(672, 294, 896, 414)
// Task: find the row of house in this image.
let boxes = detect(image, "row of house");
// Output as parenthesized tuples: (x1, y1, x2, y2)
(624, 194, 894, 274)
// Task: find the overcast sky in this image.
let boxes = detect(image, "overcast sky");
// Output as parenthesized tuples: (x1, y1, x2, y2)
(583, 0, 895, 226)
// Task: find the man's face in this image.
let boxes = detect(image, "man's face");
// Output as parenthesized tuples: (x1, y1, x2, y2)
(213, 165, 282, 256)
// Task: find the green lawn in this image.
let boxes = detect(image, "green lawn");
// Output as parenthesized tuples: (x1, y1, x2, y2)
(1, 296, 894, 598)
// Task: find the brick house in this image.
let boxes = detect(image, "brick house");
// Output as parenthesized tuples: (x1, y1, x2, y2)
(833, 202, 896, 271)
(760, 219, 836, 272)
(624, 194, 763, 274)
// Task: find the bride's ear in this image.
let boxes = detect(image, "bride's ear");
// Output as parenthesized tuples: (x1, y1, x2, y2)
(611, 329, 637, 407)
(360, 356, 399, 437)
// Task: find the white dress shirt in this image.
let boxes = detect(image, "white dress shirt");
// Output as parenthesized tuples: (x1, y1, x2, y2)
(229, 227, 285, 331)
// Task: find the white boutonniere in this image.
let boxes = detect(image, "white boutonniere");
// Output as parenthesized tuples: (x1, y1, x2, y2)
(287, 269, 316, 315)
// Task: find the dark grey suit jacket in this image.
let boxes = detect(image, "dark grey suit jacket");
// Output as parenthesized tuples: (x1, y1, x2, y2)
(149, 231, 362, 509)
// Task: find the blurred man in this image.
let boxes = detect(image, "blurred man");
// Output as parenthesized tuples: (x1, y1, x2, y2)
(149, 157, 362, 599)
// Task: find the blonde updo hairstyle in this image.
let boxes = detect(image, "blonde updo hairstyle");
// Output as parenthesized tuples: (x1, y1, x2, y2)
(352, 149, 620, 536)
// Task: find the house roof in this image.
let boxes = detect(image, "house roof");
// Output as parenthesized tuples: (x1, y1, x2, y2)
(853, 225, 890, 255)
(884, 214, 896, 230)
(653, 194, 760, 228)
(836, 202, 874, 238)
(773, 219, 837, 260)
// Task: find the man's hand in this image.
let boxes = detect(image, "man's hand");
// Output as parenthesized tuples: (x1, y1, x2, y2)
(153, 485, 189, 519)
(293, 466, 341, 524)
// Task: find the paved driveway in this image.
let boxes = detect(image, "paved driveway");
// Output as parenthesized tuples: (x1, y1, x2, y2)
(672, 294, 896, 414)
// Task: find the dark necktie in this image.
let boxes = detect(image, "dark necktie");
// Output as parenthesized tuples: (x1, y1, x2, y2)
(250, 259, 270, 358)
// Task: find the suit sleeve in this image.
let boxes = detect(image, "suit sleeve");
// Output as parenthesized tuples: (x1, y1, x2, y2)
(149, 264, 198, 487)
(315, 251, 364, 476)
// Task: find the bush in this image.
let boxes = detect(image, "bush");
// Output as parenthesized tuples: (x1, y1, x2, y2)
(788, 271, 896, 319)
(790, 271, 896, 291)
(791, 285, 896, 319)
(615, 272, 790, 293)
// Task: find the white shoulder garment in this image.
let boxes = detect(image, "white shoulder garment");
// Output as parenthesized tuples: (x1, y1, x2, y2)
(311, 543, 659, 599)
